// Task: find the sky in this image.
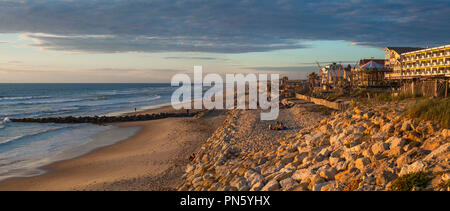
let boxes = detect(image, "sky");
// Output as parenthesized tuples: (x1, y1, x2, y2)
(0, 0, 448, 83)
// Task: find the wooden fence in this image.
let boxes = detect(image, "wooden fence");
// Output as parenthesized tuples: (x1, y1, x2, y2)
(295, 93, 349, 111)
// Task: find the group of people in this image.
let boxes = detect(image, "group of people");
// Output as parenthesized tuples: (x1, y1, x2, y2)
(269, 121, 287, 130)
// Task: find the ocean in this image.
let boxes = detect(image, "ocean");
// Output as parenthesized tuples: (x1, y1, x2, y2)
(0, 83, 179, 181)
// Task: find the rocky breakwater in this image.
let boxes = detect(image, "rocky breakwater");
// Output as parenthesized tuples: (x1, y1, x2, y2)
(178, 102, 449, 191)
(10, 112, 198, 124)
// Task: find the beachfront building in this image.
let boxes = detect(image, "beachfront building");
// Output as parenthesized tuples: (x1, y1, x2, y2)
(385, 45, 450, 79)
(353, 59, 391, 88)
(385, 45, 450, 97)
(319, 63, 351, 90)
(400, 45, 450, 79)
(385, 47, 424, 79)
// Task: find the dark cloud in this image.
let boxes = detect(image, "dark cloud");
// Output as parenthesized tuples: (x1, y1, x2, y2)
(0, 0, 448, 53)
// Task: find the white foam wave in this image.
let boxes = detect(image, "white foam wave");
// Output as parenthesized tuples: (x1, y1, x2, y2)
(0, 126, 69, 145)
(0, 96, 50, 101)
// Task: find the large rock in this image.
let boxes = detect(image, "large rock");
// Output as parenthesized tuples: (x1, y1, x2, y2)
(380, 122, 394, 133)
(230, 177, 250, 191)
(343, 134, 362, 147)
(244, 170, 264, 187)
(329, 157, 341, 166)
(399, 160, 427, 176)
(261, 164, 283, 176)
(318, 166, 337, 180)
(309, 174, 325, 189)
(250, 181, 265, 191)
(387, 136, 405, 156)
(372, 132, 388, 140)
(354, 108, 364, 114)
(318, 181, 342, 191)
(334, 161, 349, 172)
(292, 168, 314, 182)
(371, 141, 388, 155)
(401, 120, 413, 131)
(355, 157, 370, 170)
(376, 170, 397, 186)
(185, 164, 195, 173)
(192, 177, 203, 188)
(279, 178, 299, 190)
(330, 133, 346, 146)
(423, 143, 450, 162)
(304, 131, 325, 146)
(442, 129, 450, 138)
(261, 179, 280, 191)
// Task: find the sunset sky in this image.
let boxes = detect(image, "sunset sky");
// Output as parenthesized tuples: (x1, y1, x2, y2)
(0, 0, 448, 83)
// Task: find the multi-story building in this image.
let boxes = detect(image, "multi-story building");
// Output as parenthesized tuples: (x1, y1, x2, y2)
(401, 45, 450, 79)
(385, 45, 450, 79)
(385, 45, 450, 97)
(384, 47, 424, 79)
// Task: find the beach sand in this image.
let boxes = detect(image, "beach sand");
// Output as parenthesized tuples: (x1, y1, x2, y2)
(0, 106, 227, 190)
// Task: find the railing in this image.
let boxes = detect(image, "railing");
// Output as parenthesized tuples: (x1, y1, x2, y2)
(295, 94, 349, 111)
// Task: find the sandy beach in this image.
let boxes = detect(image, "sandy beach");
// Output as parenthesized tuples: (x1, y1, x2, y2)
(0, 106, 226, 190)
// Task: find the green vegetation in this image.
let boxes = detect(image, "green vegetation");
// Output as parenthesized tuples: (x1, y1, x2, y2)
(308, 72, 319, 89)
(390, 172, 432, 191)
(406, 98, 450, 128)
(304, 105, 334, 115)
(349, 89, 421, 103)
(372, 91, 420, 102)
(437, 180, 450, 190)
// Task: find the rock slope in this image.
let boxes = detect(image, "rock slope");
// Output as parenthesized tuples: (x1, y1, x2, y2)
(178, 102, 449, 191)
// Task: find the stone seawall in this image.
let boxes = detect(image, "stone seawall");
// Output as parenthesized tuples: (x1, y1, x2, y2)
(10, 112, 198, 124)
(178, 101, 449, 191)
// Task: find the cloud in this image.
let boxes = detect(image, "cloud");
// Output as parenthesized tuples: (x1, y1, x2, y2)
(246, 66, 316, 72)
(298, 61, 357, 65)
(244, 65, 317, 79)
(0, 66, 188, 82)
(0, 0, 448, 53)
(164, 56, 228, 61)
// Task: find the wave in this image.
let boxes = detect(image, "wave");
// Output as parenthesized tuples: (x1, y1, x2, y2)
(92, 87, 166, 98)
(0, 96, 50, 101)
(0, 98, 86, 106)
(0, 117, 9, 129)
(0, 95, 161, 118)
(61, 95, 162, 108)
(0, 93, 163, 107)
(0, 126, 71, 146)
(0, 106, 82, 118)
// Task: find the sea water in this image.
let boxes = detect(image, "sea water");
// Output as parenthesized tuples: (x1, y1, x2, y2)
(0, 83, 179, 181)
